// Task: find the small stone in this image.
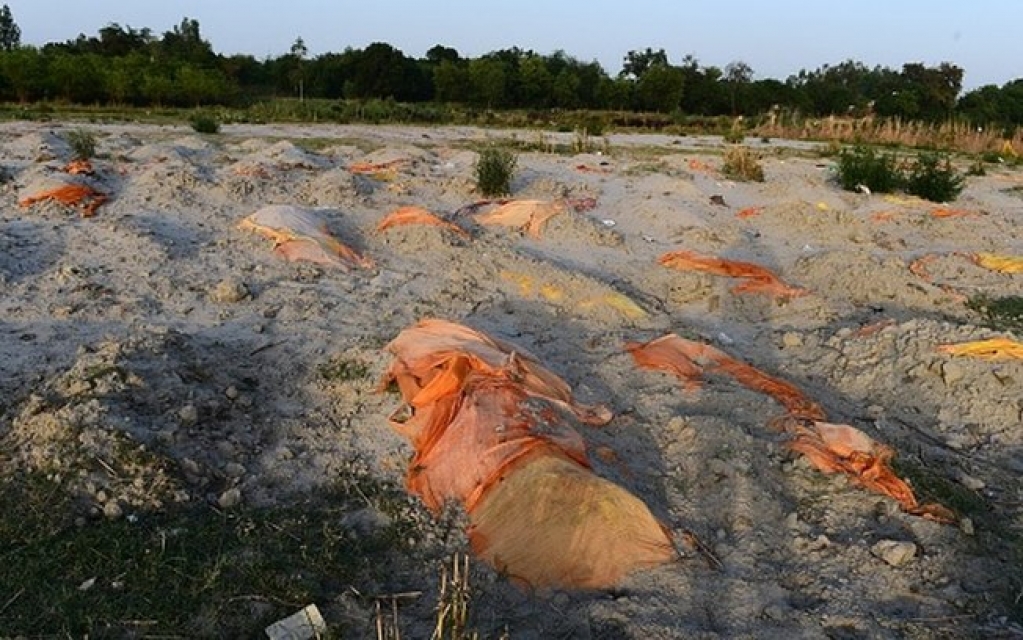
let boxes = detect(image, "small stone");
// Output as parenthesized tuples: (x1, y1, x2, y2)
(959, 517, 975, 536)
(224, 385, 239, 400)
(871, 540, 917, 567)
(178, 404, 199, 426)
(224, 462, 247, 478)
(940, 361, 967, 386)
(103, 500, 123, 519)
(218, 487, 242, 509)
(781, 332, 803, 348)
(957, 472, 985, 491)
(341, 507, 393, 537)
(210, 278, 249, 303)
(181, 457, 201, 475)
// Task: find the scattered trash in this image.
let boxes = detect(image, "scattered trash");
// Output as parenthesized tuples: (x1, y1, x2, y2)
(627, 334, 955, 522)
(815, 202, 829, 211)
(709, 195, 728, 206)
(65, 159, 95, 176)
(565, 196, 598, 212)
(238, 205, 373, 270)
(264, 604, 327, 640)
(855, 184, 872, 195)
(380, 319, 675, 589)
(77, 577, 97, 592)
(659, 249, 809, 299)
(736, 206, 763, 219)
(19, 183, 108, 218)
(473, 199, 567, 238)
(601, 218, 617, 227)
(376, 205, 468, 237)
(938, 337, 1023, 360)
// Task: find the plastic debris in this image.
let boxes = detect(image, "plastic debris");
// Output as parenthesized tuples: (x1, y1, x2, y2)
(659, 249, 809, 299)
(19, 183, 108, 218)
(264, 604, 327, 640)
(627, 334, 955, 523)
(380, 319, 675, 589)
(238, 205, 373, 270)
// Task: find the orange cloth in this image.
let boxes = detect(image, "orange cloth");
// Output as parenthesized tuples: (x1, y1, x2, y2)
(659, 250, 808, 299)
(19, 184, 108, 217)
(628, 334, 955, 523)
(382, 319, 676, 588)
(376, 206, 467, 237)
(474, 200, 566, 238)
(238, 205, 372, 270)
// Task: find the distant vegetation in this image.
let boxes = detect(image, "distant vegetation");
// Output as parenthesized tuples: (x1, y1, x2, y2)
(0, 5, 1021, 153)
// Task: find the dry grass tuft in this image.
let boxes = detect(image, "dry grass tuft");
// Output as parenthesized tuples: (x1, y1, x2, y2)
(722, 145, 765, 182)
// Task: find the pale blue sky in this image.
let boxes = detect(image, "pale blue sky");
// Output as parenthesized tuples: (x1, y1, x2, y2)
(5, 0, 1020, 90)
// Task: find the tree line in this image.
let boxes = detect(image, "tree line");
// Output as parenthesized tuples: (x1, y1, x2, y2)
(0, 8, 1020, 130)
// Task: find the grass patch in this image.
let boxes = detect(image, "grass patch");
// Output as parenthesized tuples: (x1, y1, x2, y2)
(966, 294, 1023, 332)
(318, 357, 371, 382)
(0, 471, 416, 637)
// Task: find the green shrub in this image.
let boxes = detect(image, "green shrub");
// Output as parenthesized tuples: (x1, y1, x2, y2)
(722, 145, 764, 182)
(835, 145, 902, 193)
(966, 294, 1023, 332)
(190, 113, 221, 134)
(723, 129, 745, 144)
(904, 152, 965, 202)
(65, 128, 96, 160)
(475, 146, 517, 197)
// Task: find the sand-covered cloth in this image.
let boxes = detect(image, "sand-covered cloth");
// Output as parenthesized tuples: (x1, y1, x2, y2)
(381, 318, 676, 589)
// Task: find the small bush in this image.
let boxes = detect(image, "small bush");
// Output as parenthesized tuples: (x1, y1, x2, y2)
(966, 294, 1023, 332)
(723, 129, 745, 144)
(475, 146, 517, 197)
(190, 113, 221, 134)
(722, 146, 764, 182)
(904, 152, 965, 202)
(65, 128, 96, 160)
(835, 145, 902, 193)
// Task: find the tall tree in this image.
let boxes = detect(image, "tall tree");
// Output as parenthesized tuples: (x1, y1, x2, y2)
(725, 60, 753, 114)
(0, 4, 20, 51)
(620, 48, 668, 80)
(290, 36, 308, 101)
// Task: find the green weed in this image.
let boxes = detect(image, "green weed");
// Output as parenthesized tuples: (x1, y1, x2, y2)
(474, 146, 517, 197)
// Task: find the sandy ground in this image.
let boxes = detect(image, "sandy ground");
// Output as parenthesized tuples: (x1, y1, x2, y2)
(2, 120, 1023, 638)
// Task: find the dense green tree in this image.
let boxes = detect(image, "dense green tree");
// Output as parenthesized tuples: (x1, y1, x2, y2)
(519, 54, 552, 106)
(432, 59, 470, 103)
(0, 45, 43, 101)
(634, 63, 684, 112)
(620, 48, 668, 79)
(0, 4, 19, 51)
(468, 57, 507, 108)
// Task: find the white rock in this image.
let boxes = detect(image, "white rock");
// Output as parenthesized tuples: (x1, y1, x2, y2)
(871, 540, 917, 567)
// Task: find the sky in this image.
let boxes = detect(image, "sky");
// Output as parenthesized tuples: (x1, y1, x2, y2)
(5, 0, 1021, 91)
